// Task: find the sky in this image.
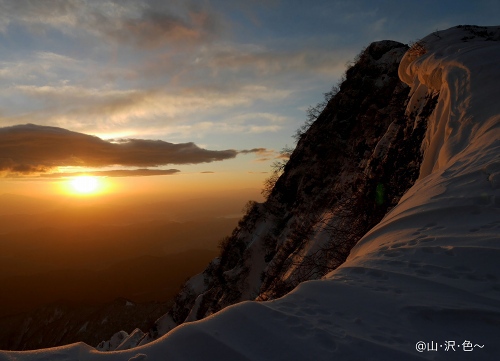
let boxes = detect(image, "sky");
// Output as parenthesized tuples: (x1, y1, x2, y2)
(0, 0, 498, 199)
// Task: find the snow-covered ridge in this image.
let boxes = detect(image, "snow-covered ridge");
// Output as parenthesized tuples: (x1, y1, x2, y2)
(109, 38, 419, 350)
(1, 25, 499, 360)
(399, 25, 500, 180)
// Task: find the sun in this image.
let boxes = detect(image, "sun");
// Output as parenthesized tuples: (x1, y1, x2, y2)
(69, 176, 100, 195)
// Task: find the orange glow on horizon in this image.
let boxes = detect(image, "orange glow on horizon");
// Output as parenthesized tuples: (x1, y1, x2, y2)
(4, 169, 268, 201)
(66, 176, 105, 196)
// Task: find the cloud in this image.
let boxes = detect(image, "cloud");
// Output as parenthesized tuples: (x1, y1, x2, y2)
(238, 148, 269, 155)
(12, 85, 155, 126)
(238, 148, 290, 163)
(203, 45, 349, 77)
(276, 152, 291, 160)
(0, 124, 239, 176)
(41, 168, 180, 178)
(238, 148, 278, 162)
(0, 0, 224, 48)
(94, 5, 223, 48)
(0, 0, 80, 33)
(0, 52, 85, 84)
(6, 84, 291, 136)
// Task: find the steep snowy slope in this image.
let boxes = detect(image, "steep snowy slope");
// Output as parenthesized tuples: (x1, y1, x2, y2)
(0, 25, 499, 360)
(122, 38, 425, 348)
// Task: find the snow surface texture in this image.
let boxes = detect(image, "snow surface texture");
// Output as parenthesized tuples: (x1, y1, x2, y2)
(0, 25, 499, 360)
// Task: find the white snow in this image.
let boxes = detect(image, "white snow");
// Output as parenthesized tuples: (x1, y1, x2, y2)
(0, 25, 499, 360)
(115, 329, 146, 351)
(95, 330, 129, 352)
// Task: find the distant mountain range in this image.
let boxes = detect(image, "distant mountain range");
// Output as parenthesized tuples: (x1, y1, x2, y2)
(0, 191, 257, 349)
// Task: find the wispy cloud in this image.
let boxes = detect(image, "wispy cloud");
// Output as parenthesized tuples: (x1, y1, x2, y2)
(41, 168, 180, 178)
(0, 52, 87, 87)
(2, 84, 292, 139)
(241, 148, 278, 162)
(0, 0, 224, 48)
(238, 148, 268, 155)
(0, 1, 350, 152)
(199, 44, 349, 77)
(92, 4, 224, 48)
(0, 0, 80, 33)
(3, 0, 489, 185)
(238, 148, 291, 163)
(0, 124, 241, 177)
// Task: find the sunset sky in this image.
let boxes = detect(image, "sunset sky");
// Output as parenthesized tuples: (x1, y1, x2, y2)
(0, 0, 498, 199)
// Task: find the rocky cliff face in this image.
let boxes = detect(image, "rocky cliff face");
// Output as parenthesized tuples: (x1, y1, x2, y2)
(104, 39, 442, 350)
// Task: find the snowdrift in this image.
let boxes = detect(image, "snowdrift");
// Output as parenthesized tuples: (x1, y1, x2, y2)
(0, 25, 499, 361)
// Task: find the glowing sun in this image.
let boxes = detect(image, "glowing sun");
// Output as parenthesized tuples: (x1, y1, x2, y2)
(69, 176, 100, 194)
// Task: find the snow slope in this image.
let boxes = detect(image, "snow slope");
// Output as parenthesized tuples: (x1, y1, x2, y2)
(0, 25, 499, 360)
(133, 39, 416, 345)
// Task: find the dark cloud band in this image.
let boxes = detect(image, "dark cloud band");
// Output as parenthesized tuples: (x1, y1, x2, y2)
(0, 124, 238, 176)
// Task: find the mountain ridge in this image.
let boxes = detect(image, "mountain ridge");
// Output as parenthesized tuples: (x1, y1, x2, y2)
(98, 38, 437, 349)
(0, 24, 499, 360)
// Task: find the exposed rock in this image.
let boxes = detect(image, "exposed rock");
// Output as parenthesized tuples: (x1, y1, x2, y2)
(110, 38, 441, 349)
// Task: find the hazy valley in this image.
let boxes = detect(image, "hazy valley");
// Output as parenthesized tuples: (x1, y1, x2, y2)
(0, 189, 261, 349)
